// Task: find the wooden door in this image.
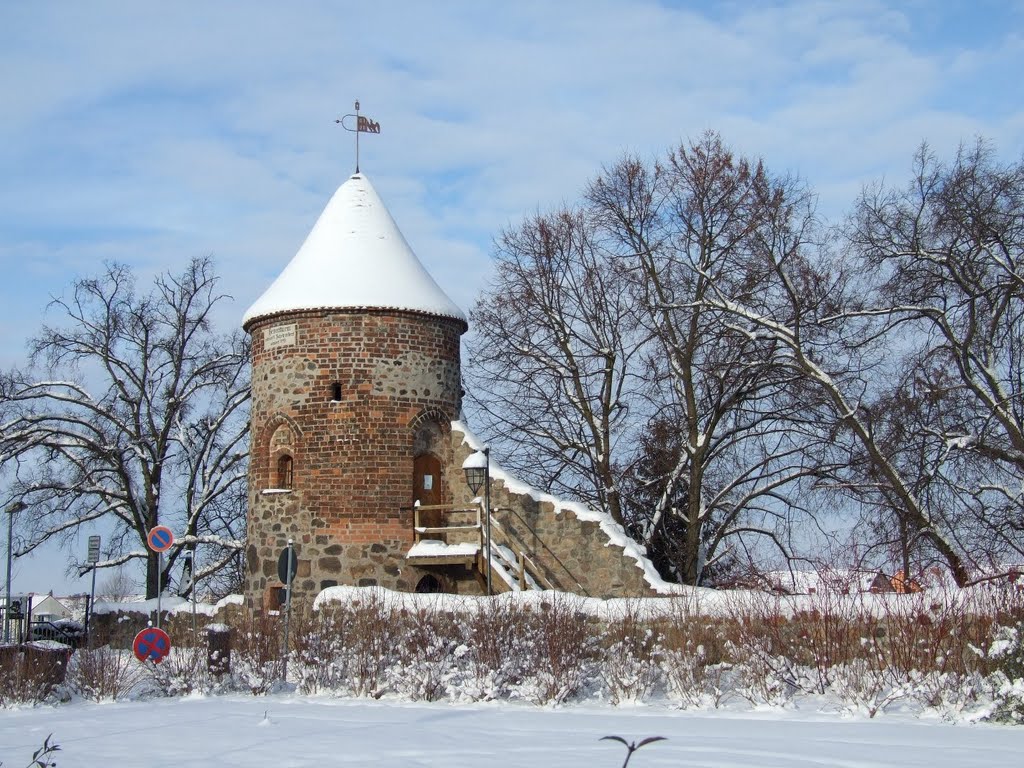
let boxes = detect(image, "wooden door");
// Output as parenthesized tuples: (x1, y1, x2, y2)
(414, 454, 443, 538)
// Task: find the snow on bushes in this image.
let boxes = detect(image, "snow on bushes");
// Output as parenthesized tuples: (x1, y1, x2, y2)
(9, 583, 1024, 722)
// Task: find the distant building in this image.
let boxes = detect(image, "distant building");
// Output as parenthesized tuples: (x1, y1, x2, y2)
(28, 593, 74, 622)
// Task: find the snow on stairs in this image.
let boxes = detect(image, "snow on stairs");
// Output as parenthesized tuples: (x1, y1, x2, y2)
(405, 502, 551, 592)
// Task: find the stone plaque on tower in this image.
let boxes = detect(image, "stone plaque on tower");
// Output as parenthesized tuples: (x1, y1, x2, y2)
(264, 323, 297, 350)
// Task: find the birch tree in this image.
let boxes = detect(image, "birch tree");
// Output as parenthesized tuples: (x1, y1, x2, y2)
(0, 258, 250, 598)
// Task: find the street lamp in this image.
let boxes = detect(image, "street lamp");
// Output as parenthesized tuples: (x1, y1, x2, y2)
(4, 501, 26, 645)
(462, 448, 492, 596)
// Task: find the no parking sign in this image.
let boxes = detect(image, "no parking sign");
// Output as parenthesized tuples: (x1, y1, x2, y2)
(133, 627, 171, 663)
(147, 525, 174, 552)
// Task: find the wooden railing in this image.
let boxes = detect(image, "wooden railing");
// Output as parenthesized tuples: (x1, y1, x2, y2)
(411, 503, 482, 546)
(407, 502, 580, 594)
(487, 523, 556, 591)
(492, 506, 591, 597)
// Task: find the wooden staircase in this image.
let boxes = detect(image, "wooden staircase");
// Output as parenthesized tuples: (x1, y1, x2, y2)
(405, 502, 553, 592)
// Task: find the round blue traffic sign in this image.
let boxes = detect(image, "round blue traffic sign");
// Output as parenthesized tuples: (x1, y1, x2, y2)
(147, 525, 174, 553)
(133, 627, 172, 663)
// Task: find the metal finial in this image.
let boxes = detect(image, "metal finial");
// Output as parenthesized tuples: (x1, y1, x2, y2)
(336, 100, 381, 175)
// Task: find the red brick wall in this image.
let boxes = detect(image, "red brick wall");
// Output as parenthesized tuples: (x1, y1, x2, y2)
(244, 309, 465, 604)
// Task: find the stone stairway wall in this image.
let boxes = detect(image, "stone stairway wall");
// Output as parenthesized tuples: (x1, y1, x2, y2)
(451, 427, 664, 599)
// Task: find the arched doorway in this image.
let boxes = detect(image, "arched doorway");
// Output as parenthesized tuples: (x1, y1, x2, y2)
(415, 574, 443, 593)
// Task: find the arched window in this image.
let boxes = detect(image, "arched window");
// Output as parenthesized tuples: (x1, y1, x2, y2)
(276, 454, 294, 490)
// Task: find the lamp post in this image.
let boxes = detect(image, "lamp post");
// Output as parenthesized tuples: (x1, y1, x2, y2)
(462, 448, 492, 596)
(4, 501, 26, 645)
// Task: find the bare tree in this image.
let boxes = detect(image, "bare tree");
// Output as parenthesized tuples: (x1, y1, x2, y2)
(98, 567, 138, 602)
(468, 134, 827, 584)
(844, 140, 1024, 575)
(586, 134, 828, 584)
(0, 258, 250, 597)
(467, 208, 649, 525)
(695, 141, 1023, 585)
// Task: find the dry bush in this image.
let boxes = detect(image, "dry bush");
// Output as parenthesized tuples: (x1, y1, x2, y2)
(829, 655, 907, 718)
(725, 592, 803, 706)
(785, 590, 869, 694)
(659, 597, 733, 709)
(147, 645, 211, 697)
(291, 607, 349, 695)
(865, 589, 1009, 716)
(982, 620, 1024, 723)
(464, 598, 534, 700)
(389, 602, 465, 701)
(600, 600, 661, 704)
(0, 646, 67, 706)
(66, 646, 144, 701)
(517, 594, 594, 705)
(229, 611, 284, 694)
(340, 591, 401, 698)
(291, 590, 402, 698)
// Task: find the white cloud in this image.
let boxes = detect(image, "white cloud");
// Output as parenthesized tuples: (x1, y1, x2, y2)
(1, 0, 1022, 374)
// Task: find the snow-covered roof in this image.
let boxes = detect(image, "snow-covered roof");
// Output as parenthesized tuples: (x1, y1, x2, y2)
(243, 173, 467, 328)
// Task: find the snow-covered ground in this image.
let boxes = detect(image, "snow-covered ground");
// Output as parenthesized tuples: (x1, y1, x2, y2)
(2, 696, 1023, 767)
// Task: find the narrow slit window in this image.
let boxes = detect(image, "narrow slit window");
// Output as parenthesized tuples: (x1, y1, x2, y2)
(276, 454, 294, 489)
(331, 382, 342, 401)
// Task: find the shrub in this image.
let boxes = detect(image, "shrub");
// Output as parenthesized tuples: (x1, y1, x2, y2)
(0, 646, 68, 706)
(659, 600, 732, 709)
(230, 612, 284, 695)
(66, 646, 143, 702)
(515, 594, 594, 705)
(147, 645, 212, 697)
(291, 608, 349, 695)
(463, 598, 534, 701)
(389, 602, 465, 701)
(600, 601, 661, 704)
(983, 621, 1024, 723)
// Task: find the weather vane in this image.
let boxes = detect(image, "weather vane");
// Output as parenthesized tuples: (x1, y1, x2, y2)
(335, 100, 381, 173)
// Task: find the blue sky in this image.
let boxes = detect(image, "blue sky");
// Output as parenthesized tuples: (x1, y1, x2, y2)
(2, 0, 1023, 596)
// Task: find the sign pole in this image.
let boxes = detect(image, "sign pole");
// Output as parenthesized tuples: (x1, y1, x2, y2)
(4, 507, 12, 645)
(156, 550, 163, 630)
(85, 534, 100, 639)
(4, 502, 25, 644)
(485, 447, 492, 597)
(88, 566, 97, 637)
(184, 550, 197, 640)
(282, 539, 294, 684)
(146, 526, 174, 630)
(354, 100, 361, 173)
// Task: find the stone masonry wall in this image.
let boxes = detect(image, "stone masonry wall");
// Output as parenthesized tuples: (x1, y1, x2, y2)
(244, 309, 465, 608)
(451, 429, 658, 598)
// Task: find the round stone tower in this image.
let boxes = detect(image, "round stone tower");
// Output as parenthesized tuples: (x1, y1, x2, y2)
(242, 173, 467, 608)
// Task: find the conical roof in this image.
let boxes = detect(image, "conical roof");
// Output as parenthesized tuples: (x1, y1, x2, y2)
(243, 173, 467, 328)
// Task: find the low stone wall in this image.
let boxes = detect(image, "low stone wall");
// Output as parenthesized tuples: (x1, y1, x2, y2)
(90, 597, 246, 649)
(451, 428, 660, 598)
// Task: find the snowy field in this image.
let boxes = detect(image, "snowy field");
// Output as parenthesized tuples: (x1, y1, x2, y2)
(2, 696, 1024, 767)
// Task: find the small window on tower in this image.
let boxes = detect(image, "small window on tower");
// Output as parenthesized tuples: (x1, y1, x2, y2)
(276, 454, 294, 490)
(331, 382, 342, 402)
